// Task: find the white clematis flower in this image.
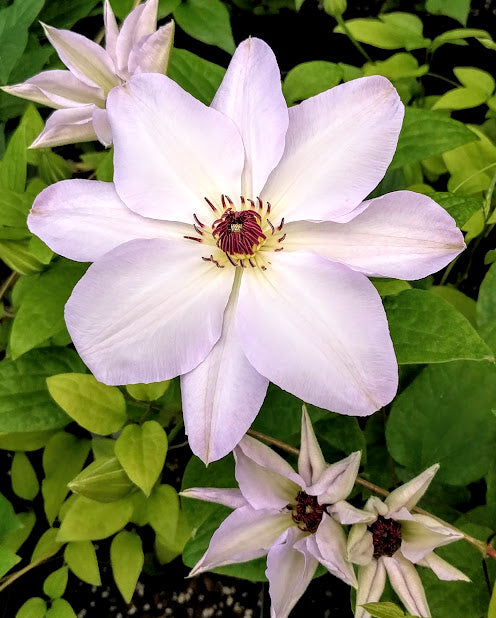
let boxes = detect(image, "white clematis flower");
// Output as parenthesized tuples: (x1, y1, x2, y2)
(28, 37, 465, 463)
(2, 0, 173, 148)
(183, 407, 375, 618)
(347, 464, 469, 618)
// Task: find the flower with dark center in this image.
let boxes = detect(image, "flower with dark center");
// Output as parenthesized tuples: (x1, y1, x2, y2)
(368, 516, 402, 559)
(291, 491, 325, 533)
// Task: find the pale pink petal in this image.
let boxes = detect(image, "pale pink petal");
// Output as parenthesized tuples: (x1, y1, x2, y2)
(30, 106, 98, 148)
(108, 73, 244, 223)
(181, 277, 269, 464)
(417, 552, 470, 582)
(382, 554, 431, 617)
(329, 501, 376, 526)
(65, 238, 234, 385)
(266, 527, 318, 618)
(42, 24, 119, 93)
(236, 251, 398, 415)
(28, 179, 189, 262)
(307, 452, 361, 504)
(261, 76, 404, 223)
(355, 560, 386, 618)
(116, 0, 158, 74)
(180, 488, 247, 510)
(385, 465, 439, 514)
(283, 192, 465, 279)
(2, 70, 103, 108)
(401, 515, 463, 563)
(211, 37, 288, 198)
(104, 0, 119, 63)
(128, 22, 174, 75)
(365, 496, 389, 517)
(189, 506, 291, 576)
(347, 524, 374, 566)
(92, 107, 113, 146)
(297, 405, 326, 486)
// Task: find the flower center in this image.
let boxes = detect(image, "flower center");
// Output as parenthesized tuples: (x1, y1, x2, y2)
(291, 491, 324, 533)
(368, 516, 402, 559)
(212, 208, 266, 257)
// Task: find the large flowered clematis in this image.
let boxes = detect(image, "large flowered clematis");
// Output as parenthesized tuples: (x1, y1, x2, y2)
(2, 0, 173, 148)
(28, 38, 465, 462)
(182, 407, 374, 618)
(347, 465, 469, 618)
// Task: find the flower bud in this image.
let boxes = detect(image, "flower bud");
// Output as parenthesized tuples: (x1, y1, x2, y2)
(323, 0, 347, 17)
(69, 457, 135, 503)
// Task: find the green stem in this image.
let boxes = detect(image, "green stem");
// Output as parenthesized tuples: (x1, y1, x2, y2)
(167, 419, 184, 445)
(425, 72, 460, 88)
(335, 14, 372, 63)
(452, 162, 496, 194)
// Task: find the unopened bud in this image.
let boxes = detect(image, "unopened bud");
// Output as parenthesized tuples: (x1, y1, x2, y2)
(323, 0, 347, 17)
(69, 457, 135, 503)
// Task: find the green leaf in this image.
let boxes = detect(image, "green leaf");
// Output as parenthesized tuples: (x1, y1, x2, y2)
(430, 285, 476, 325)
(68, 456, 135, 503)
(426, 191, 483, 227)
(455, 67, 495, 95)
(371, 278, 411, 297)
(477, 262, 496, 327)
(43, 566, 68, 599)
(57, 495, 134, 542)
(430, 28, 496, 53)
(282, 61, 342, 106)
(158, 0, 182, 18)
(167, 47, 225, 105)
(110, 530, 144, 603)
(42, 431, 91, 525)
(39, 0, 99, 29)
(115, 421, 168, 496)
(146, 484, 180, 545)
(0, 493, 20, 542)
(11, 451, 39, 500)
(15, 597, 47, 618)
(46, 373, 127, 435)
(10, 260, 87, 359)
(174, 0, 235, 53)
(363, 53, 428, 81)
(432, 87, 489, 111)
(3, 510, 36, 553)
(383, 289, 492, 364)
(390, 108, 477, 169)
(45, 598, 77, 618)
(0, 189, 32, 227)
(109, 0, 134, 19)
(155, 510, 189, 564)
(0, 429, 56, 451)
(64, 541, 101, 586)
(0, 544, 21, 577)
(426, 0, 470, 25)
(361, 601, 409, 618)
(126, 381, 170, 401)
(386, 361, 496, 485)
(31, 528, 63, 561)
(489, 576, 496, 618)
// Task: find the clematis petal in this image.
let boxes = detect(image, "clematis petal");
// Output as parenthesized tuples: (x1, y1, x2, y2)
(180, 487, 248, 510)
(30, 106, 98, 148)
(417, 552, 470, 582)
(103, 0, 119, 62)
(2, 70, 104, 109)
(116, 0, 158, 74)
(234, 436, 302, 509)
(108, 73, 244, 223)
(65, 238, 234, 385)
(42, 24, 119, 93)
(261, 76, 403, 223)
(28, 179, 189, 262)
(385, 464, 439, 514)
(304, 513, 357, 586)
(128, 22, 174, 75)
(382, 554, 431, 617)
(329, 500, 376, 526)
(211, 37, 288, 198)
(347, 524, 374, 566)
(355, 560, 387, 618)
(365, 496, 389, 517)
(189, 506, 291, 576)
(181, 274, 269, 464)
(237, 251, 398, 415)
(283, 191, 465, 279)
(307, 451, 361, 504)
(266, 527, 318, 618)
(92, 107, 112, 146)
(297, 405, 326, 486)
(401, 514, 463, 562)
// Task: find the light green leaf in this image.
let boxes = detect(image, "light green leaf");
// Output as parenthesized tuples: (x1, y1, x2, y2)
(426, 191, 483, 227)
(490, 576, 496, 618)
(431, 28, 496, 53)
(0, 429, 56, 451)
(11, 451, 39, 500)
(383, 289, 492, 364)
(0, 189, 32, 227)
(146, 484, 180, 545)
(31, 528, 63, 562)
(3, 510, 36, 553)
(455, 67, 495, 95)
(64, 541, 101, 586)
(0, 544, 21, 577)
(57, 495, 134, 542)
(0, 239, 47, 275)
(371, 278, 411, 297)
(426, 0, 470, 25)
(126, 381, 170, 401)
(43, 566, 68, 599)
(0, 493, 20, 542)
(432, 87, 489, 111)
(282, 61, 342, 106)
(363, 53, 428, 81)
(115, 421, 168, 496)
(45, 598, 76, 618)
(46, 373, 127, 435)
(361, 601, 409, 618)
(167, 47, 225, 105)
(477, 262, 496, 327)
(155, 510, 189, 564)
(68, 457, 135, 503)
(386, 361, 496, 485)
(174, 0, 235, 53)
(42, 431, 91, 525)
(15, 597, 47, 618)
(110, 530, 144, 603)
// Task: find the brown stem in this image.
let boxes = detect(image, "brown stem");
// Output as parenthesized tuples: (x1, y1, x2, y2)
(0, 272, 19, 303)
(247, 429, 496, 560)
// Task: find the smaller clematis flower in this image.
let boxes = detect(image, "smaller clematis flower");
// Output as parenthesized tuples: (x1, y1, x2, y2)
(1, 0, 173, 148)
(182, 407, 375, 618)
(347, 464, 469, 618)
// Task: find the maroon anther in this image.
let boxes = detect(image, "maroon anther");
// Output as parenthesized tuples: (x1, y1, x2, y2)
(212, 208, 266, 256)
(369, 516, 402, 559)
(291, 491, 325, 533)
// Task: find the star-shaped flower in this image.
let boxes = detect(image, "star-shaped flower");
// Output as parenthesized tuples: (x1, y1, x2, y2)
(347, 465, 469, 618)
(28, 37, 465, 462)
(2, 0, 173, 148)
(183, 407, 374, 618)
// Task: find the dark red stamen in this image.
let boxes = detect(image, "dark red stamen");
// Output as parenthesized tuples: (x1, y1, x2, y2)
(291, 491, 325, 533)
(369, 516, 402, 559)
(204, 197, 218, 212)
(212, 208, 266, 256)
